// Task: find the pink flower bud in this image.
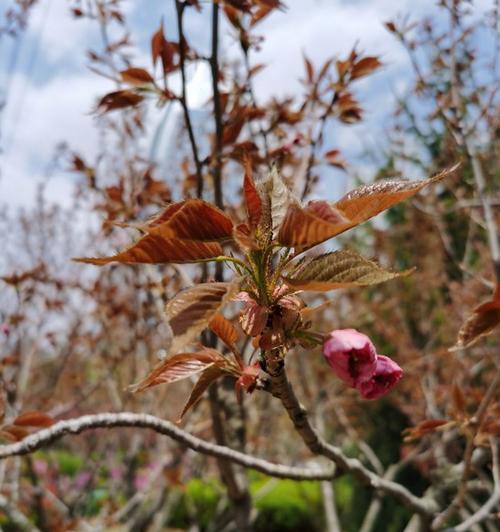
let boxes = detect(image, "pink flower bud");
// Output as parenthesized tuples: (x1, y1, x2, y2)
(322, 329, 377, 387)
(357, 355, 403, 400)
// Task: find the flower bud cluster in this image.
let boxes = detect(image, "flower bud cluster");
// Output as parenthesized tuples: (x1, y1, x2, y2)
(322, 329, 402, 400)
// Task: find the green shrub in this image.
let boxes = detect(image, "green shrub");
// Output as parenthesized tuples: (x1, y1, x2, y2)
(252, 479, 323, 532)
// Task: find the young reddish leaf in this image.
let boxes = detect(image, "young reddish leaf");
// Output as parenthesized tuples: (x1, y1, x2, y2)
(223, 5, 242, 28)
(96, 90, 143, 113)
(337, 92, 363, 123)
(13, 411, 55, 428)
(277, 202, 350, 249)
(258, 330, 285, 350)
(147, 199, 234, 241)
(145, 201, 187, 228)
(209, 313, 238, 348)
(384, 21, 397, 33)
(334, 163, 460, 226)
(130, 349, 224, 392)
(167, 281, 240, 353)
(74, 237, 223, 266)
(235, 363, 260, 399)
(451, 383, 466, 416)
(233, 223, 259, 251)
(120, 67, 154, 86)
(263, 165, 296, 235)
(284, 249, 413, 291)
(222, 119, 245, 145)
(336, 58, 350, 79)
(223, 0, 252, 12)
(240, 301, 268, 337)
(306, 200, 348, 223)
(304, 55, 314, 83)
(418, 419, 450, 431)
(151, 22, 166, 68)
(483, 419, 500, 436)
(255, 0, 283, 8)
(324, 149, 347, 170)
(350, 56, 383, 80)
(450, 284, 500, 350)
(0, 430, 18, 443)
(243, 160, 263, 229)
(404, 419, 450, 441)
(1, 265, 47, 286)
(1, 425, 30, 441)
(178, 365, 225, 421)
(278, 164, 459, 249)
(318, 58, 333, 82)
(248, 63, 266, 78)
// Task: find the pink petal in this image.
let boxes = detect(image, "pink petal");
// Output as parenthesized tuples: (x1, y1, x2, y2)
(322, 329, 377, 386)
(357, 355, 403, 400)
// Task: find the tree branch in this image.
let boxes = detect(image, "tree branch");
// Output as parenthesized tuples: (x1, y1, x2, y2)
(399, 19, 500, 281)
(449, 489, 500, 532)
(209, 0, 224, 211)
(0, 494, 39, 531)
(268, 367, 438, 517)
(432, 368, 500, 529)
(0, 412, 334, 482)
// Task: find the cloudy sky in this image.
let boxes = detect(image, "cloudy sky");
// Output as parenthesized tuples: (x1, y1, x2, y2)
(0, 0, 493, 209)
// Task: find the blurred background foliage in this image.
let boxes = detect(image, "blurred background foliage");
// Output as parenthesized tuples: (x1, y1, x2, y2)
(0, 0, 498, 530)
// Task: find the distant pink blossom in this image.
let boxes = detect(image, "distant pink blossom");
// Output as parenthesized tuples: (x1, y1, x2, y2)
(134, 471, 149, 491)
(322, 329, 377, 386)
(110, 465, 124, 482)
(75, 471, 92, 489)
(357, 355, 403, 400)
(1, 323, 10, 337)
(33, 459, 48, 475)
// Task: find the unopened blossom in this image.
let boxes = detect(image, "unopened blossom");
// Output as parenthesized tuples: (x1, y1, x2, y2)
(322, 329, 377, 387)
(357, 355, 403, 400)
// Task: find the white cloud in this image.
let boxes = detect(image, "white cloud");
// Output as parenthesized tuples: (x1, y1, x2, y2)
(1, 72, 109, 207)
(1, 0, 494, 210)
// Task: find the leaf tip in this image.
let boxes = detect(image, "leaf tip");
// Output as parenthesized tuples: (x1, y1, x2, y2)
(127, 382, 143, 394)
(72, 256, 110, 266)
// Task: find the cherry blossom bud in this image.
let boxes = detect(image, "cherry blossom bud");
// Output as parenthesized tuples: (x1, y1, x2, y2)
(357, 355, 403, 400)
(322, 329, 377, 387)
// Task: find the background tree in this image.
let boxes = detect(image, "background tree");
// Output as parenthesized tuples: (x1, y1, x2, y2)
(0, 1, 498, 531)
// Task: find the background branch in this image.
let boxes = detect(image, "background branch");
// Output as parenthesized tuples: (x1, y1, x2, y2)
(268, 367, 438, 518)
(175, 0, 204, 198)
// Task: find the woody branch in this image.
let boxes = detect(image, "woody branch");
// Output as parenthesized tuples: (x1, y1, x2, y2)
(0, 412, 335, 482)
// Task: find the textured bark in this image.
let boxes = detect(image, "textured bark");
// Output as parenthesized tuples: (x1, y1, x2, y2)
(268, 365, 438, 518)
(0, 412, 335, 481)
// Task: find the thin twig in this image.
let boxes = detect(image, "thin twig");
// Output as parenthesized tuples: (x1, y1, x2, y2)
(432, 368, 500, 529)
(209, 0, 224, 211)
(359, 446, 423, 532)
(267, 367, 438, 518)
(175, 0, 204, 198)
(399, 19, 500, 281)
(450, 489, 500, 532)
(0, 494, 39, 531)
